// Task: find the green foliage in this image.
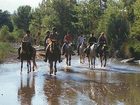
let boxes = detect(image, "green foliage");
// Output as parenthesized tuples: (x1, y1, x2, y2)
(11, 28, 24, 42)
(131, 0, 140, 37)
(0, 25, 15, 42)
(120, 38, 140, 59)
(97, 0, 129, 51)
(0, 42, 14, 62)
(0, 25, 10, 41)
(0, 10, 13, 32)
(12, 5, 32, 31)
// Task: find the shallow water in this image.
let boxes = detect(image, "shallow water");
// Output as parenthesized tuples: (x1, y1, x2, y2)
(0, 57, 140, 105)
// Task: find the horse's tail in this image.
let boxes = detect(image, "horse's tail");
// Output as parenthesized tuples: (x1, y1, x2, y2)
(33, 57, 37, 68)
(33, 48, 37, 68)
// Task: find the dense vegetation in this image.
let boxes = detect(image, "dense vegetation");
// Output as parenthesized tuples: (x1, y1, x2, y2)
(0, 0, 140, 61)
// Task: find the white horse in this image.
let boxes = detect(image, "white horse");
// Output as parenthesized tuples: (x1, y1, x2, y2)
(79, 41, 87, 64)
(88, 43, 97, 68)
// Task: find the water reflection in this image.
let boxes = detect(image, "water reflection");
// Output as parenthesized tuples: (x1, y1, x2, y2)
(18, 73, 35, 105)
(76, 71, 140, 105)
(43, 76, 61, 105)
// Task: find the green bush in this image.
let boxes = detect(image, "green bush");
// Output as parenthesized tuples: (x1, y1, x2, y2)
(0, 42, 14, 63)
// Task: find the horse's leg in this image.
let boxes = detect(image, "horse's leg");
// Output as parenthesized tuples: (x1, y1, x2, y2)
(69, 55, 71, 66)
(88, 57, 90, 68)
(27, 60, 31, 73)
(21, 60, 23, 73)
(83, 54, 85, 64)
(100, 56, 103, 67)
(49, 61, 53, 75)
(27, 61, 29, 73)
(66, 55, 68, 66)
(93, 57, 96, 68)
(91, 57, 93, 68)
(104, 55, 107, 67)
(29, 60, 32, 72)
(80, 55, 82, 63)
(32, 50, 37, 71)
(54, 61, 57, 75)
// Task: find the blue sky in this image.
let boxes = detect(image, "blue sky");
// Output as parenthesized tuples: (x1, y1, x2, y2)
(0, 0, 41, 13)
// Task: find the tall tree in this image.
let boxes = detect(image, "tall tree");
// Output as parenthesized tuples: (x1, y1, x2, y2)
(0, 10, 13, 32)
(12, 5, 32, 31)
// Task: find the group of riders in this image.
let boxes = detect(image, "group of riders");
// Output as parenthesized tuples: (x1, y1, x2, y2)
(17, 27, 108, 62)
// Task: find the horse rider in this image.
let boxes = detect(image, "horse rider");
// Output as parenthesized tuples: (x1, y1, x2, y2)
(44, 30, 51, 50)
(85, 33, 97, 57)
(61, 31, 73, 55)
(17, 30, 34, 59)
(44, 27, 62, 63)
(96, 32, 108, 55)
(77, 32, 86, 55)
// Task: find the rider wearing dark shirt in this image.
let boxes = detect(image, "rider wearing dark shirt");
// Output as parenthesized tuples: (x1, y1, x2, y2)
(96, 32, 108, 55)
(44, 27, 62, 63)
(85, 33, 97, 56)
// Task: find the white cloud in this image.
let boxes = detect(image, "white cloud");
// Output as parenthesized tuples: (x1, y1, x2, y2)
(0, 0, 41, 13)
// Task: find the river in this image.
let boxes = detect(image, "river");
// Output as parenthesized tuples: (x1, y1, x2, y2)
(0, 56, 140, 105)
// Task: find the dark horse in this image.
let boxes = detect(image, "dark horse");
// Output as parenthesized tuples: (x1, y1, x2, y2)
(97, 44, 108, 67)
(62, 43, 73, 66)
(46, 41, 61, 75)
(20, 42, 37, 73)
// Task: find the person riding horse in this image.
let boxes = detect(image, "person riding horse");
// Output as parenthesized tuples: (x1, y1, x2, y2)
(44, 31, 51, 50)
(61, 31, 73, 55)
(85, 33, 97, 57)
(17, 30, 34, 59)
(77, 32, 86, 55)
(44, 27, 62, 63)
(97, 32, 108, 56)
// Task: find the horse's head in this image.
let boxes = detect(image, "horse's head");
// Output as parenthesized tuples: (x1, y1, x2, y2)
(49, 41, 58, 53)
(21, 41, 30, 53)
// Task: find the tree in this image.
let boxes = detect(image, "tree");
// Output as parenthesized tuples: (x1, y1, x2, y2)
(0, 10, 13, 32)
(12, 5, 32, 31)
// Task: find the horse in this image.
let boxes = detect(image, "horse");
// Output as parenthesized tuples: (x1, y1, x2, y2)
(79, 41, 87, 64)
(20, 41, 37, 73)
(97, 44, 108, 67)
(62, 43, 73, 66)
(46, 41, 61, 75)
(87, 43, 97, 68)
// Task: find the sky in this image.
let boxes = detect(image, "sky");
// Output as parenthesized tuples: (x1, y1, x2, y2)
(0, 0, 42, 13)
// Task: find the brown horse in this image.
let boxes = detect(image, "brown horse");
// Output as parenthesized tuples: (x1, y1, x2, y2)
(46, 41, 60, 75)
(97, 44, 108, 67)
(20, 42, 37, 73)
(62, 43, 73, 66)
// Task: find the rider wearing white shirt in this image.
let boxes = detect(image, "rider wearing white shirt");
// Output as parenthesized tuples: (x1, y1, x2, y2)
(77, 32, 86, 55)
